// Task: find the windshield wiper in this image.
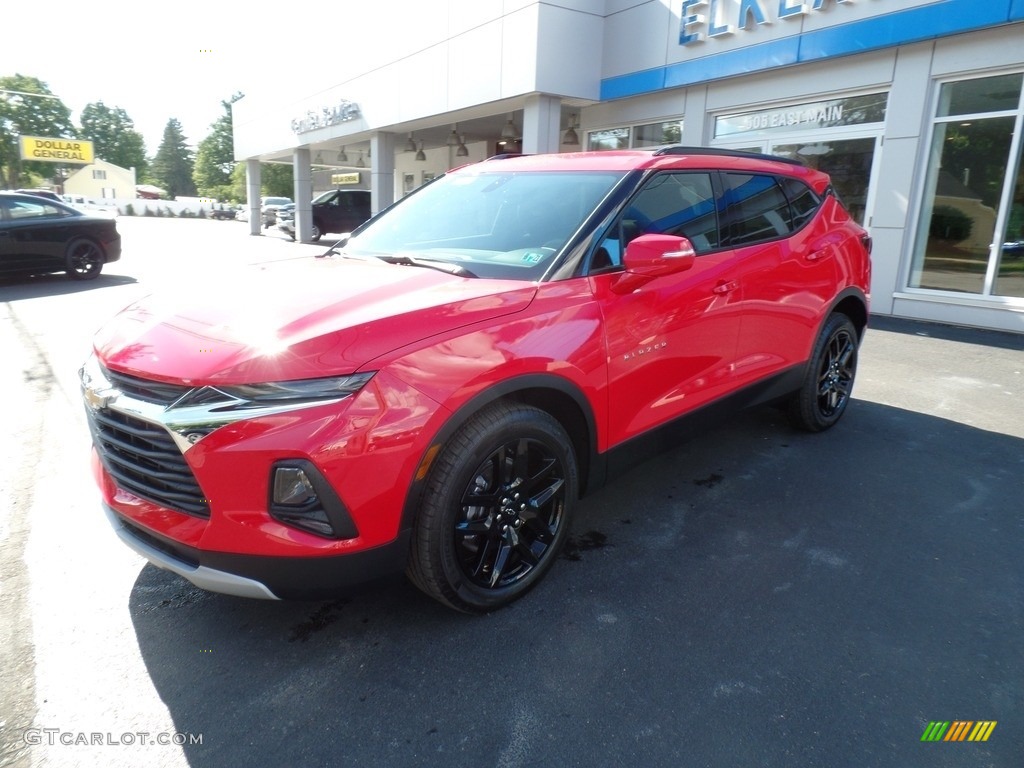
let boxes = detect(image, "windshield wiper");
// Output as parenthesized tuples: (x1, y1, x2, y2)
(377, 254, 477, 278)
(317, 245, 476, 277)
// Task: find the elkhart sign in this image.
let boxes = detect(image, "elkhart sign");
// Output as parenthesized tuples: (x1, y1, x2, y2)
(680, 0, 858, 45)
(290, 100, 361, 133)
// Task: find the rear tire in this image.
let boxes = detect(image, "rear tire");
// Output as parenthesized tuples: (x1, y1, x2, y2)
(407, 403, 577, 613)
(788, 313, 858, 432)
(66, 238, 104, 280)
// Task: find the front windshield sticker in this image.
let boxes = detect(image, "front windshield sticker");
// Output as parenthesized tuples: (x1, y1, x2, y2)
(522, 252, 545, 264)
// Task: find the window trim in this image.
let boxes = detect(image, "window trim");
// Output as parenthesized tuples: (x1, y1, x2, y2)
(903, 67, 1024, 301)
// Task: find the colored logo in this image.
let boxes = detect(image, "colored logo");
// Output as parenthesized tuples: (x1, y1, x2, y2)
(921, 721, 996, 742)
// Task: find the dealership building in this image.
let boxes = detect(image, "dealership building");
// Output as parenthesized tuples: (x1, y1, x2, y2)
(232, 0, 1024, 333)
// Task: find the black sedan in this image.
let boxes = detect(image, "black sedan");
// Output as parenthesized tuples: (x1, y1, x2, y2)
(0, 192, 121, 280)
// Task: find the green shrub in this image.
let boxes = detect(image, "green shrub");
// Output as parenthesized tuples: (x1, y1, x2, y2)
(124, 204, 135, 217)
(930, 205, 973, 241)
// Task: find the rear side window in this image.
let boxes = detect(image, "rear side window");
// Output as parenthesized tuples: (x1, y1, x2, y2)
(779, 177, 821, 229)
(722, 173, 793, 246)
(2, 198, 69, 220)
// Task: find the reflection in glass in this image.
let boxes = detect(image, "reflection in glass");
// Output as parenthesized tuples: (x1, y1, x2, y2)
(911, 117, 1015, 294)
(633, 120, 683, 147)
(994, 146, 1024, 298)
(938, 73, 1023, 117)
(772, 138, 875, 225)
(588, 128, 630, 151)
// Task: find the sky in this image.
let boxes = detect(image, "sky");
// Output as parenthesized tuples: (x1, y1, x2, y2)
(0, 4, 387, 155)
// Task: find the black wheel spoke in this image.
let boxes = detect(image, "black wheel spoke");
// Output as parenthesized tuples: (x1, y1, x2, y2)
(469, 536, 495, 580)
(489, 537, 513, 588)
(449, 431, 569, 592)
(527, 476, 564, 510)
(462, 488, 500, 508)
(521, 512, 555, 544)
(455, 519, 491, 537)
(510, 438, 530, 487)
(513, 534, 541, 567)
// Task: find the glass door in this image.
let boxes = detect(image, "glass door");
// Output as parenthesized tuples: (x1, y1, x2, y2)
(769, 137, 880, 227)
(717, 135, 881, 228)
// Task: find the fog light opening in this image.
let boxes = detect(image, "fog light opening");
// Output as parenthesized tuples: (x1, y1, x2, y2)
(267, 461, 359, 540)
(273, 467, 318, 506)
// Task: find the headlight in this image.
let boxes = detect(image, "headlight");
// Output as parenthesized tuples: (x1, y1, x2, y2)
(217, 373, 375, 405)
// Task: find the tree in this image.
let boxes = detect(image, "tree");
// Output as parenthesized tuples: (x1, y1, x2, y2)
(79, 101, 147, 178)
(230, 161, 294, 202)
(193, 92, 242, 201)
(0, 74, 75, 188)
(150, 118, 195, 198)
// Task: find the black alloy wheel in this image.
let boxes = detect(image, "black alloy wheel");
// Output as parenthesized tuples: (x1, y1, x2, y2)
(407, 403, 577, 613)
(66, 238, 104, 280)
(789, 312, 858, 432)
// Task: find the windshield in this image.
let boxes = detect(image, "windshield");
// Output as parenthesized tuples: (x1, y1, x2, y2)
(343, 169, 625, 280)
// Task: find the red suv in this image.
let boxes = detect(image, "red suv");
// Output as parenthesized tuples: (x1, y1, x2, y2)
(81, 148, 871, 612)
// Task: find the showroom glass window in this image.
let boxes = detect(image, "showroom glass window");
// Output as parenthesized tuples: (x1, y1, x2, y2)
(910, 73, 1024, 298)
(587, 119, 683, 151)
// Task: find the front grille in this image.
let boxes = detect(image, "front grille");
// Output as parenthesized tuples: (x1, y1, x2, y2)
(87, 407, 210, 518)
(102, 367, 192, 405)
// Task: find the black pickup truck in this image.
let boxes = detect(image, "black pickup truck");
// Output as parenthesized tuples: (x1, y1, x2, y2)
(209, 204, 237, 220)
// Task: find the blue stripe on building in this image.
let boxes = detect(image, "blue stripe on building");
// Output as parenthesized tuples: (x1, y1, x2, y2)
(601, 0, 1024, 100)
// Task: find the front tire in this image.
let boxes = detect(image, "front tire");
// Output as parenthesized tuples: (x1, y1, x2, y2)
(311, 222, 322, 242)
(66, 238, 104, 280)
(788, 312, 859, 432)
(407, 403, 578, 613)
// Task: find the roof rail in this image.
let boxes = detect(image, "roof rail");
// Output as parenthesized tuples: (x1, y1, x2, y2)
(651, 145, 805, 167)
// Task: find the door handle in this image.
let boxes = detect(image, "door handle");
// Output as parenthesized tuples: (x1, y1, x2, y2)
(807, 246, 833, 261)
(712, 280, 738, 295)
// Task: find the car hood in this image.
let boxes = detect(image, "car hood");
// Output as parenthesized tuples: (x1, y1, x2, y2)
(93, 257, 537, 385)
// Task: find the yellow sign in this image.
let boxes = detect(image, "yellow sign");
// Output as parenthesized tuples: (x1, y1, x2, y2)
(19, 136, 95, 164)
(331, 172, 360, 185)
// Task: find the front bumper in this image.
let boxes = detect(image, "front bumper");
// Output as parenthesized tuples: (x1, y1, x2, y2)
(106, 503, 412, 600)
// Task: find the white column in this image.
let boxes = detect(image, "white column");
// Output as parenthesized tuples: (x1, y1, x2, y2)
(521, 94, 562, 155)
(292, 147, 312, 242)
(245, 159, 261, 236)
(370, 132, 396, 216)
(681, 86, 709, 147)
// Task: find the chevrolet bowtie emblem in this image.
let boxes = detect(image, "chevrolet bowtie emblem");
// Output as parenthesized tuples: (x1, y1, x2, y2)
(84, 386, 117, 411)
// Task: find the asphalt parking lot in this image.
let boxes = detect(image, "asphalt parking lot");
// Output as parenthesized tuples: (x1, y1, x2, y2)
(1, 217, 1022, 767)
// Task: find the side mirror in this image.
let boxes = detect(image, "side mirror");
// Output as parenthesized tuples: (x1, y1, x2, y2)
(612, 234, 696, 293)
(623, 234, 696, 276)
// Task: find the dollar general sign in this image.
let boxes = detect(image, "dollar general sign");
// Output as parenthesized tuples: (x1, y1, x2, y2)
(19, 136, 95, 164)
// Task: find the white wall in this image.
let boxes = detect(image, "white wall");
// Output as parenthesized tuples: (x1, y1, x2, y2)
(233, 1, 603, 159)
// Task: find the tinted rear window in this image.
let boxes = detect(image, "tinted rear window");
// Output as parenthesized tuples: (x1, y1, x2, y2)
(722, 173, 793, 246)
(779, 177, 821, 229)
